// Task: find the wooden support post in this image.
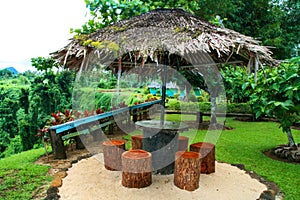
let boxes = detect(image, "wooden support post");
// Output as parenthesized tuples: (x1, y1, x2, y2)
(131, 134, 143, 150)
(49, 130, 66, 159)
(132, 111, 138, 122)
(108, 124, 114, 135)
(142, 108, 148, 120)
(178, 136, 189, 151)
(122, 150, 152, 188)
(198, 112, 203, 123)
(138, 108, 142, 121)
(103, 140, 126, 171)
(75, 136, 85, 149)
(190, 142, 215, 174)
(174, 151, 201, 191)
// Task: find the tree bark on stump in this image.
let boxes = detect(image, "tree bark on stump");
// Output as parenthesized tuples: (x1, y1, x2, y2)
(190, 142, 215, 174)
(122, 149, 152, 188)
(174, 151, 201, 191)
(103, 140, 125, 171)
(178, 136, 189, 151)
(131, 134, 143, 150)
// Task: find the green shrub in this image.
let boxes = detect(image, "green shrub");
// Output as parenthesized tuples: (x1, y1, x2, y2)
(198, 89, 210, 102)
(126, 93, 145, 106)
(142, 86, 150, 94)
(181, 102, 199, 111)
(227, 103, 252, 113)
(3, 135, 23, 158)
(95, 92, 112, 111)
(173, 93, 180, 99)
(187, 90, 197, 102)
(198, 102, 212, 112)
(166, 99, 181, 110)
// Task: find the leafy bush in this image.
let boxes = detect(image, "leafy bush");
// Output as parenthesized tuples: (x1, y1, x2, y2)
(198, 102, 211, 112)
(187, 90, 197, 102)
(227, 103, 252, 114)
(166, 99, 181, 110)
(245, 57, 300, 146)
(220, 65, 251, 103)
(2, 135, 23, 158)
(142, 86, 150, 94)
(126, 93, 145, 106)
(181, 102, 199, 111)
(95, 92, 113, 111)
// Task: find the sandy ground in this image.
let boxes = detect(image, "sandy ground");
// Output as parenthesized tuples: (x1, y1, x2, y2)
(58, 153, 267, 200)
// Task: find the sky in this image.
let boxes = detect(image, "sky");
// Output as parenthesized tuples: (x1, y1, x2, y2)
(0, 0, 89, 72)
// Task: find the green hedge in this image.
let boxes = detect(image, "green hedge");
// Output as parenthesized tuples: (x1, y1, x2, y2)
(166, 99, 252, 114)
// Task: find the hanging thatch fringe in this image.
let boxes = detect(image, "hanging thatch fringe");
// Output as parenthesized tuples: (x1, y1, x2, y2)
(51, 8, 278, 71)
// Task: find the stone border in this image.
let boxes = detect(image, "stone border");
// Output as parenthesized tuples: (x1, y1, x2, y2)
(45, 153, 93, 200)
(273, 144, 300, 163)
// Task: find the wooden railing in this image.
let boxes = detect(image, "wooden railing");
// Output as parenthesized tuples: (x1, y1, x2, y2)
(49, 100, 161, 159)
(165, 110, 254, 122)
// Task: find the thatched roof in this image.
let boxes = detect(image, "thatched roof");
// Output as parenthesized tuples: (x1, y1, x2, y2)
(51, 8, 277, 72)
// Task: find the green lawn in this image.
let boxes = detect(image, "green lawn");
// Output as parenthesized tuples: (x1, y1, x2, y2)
(0, 148, 52, 200)
(126, 115, 300, 200)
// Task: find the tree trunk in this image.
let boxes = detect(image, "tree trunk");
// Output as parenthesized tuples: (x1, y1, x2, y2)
(210, 96, 217, 124)
(131, 134, 143, 150)
(122, 149, 152, 188)
(103, 140, 126, 171)
(286, 127, 296, 147)
(190, 142, 215, 174)
(174, 151, 201, 191)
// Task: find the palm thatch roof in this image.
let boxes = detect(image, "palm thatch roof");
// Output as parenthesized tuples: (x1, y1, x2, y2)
(51, 8, 277, 73)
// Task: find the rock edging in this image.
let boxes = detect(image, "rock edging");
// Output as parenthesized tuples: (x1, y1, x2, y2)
(45, 153, 93, 200)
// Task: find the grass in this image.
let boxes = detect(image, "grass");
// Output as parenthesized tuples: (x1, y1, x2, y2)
(0, 148, 52, 200)
(124, 115, 300, 200)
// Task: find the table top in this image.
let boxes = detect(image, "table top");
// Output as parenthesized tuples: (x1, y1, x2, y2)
(135, 120, 189, 131)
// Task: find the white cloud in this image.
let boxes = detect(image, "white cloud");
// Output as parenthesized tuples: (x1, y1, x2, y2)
(0, 0, 89, 71)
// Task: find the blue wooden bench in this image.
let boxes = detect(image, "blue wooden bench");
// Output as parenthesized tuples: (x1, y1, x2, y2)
(49, 100, 161, 159)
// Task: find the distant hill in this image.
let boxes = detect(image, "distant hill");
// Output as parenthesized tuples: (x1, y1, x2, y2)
(3, 67, 18, 74)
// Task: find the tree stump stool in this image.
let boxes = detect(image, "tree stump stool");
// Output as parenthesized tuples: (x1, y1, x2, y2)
(131, 134, 143, 150)
(178, 136, 189, 151)
(122, 149, 152, 188)
(174, 151, 201, 191)
(103, 140, 126, 171)
(190, 142, 215, 174)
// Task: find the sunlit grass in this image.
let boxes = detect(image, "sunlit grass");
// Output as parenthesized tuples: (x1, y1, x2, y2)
(0, 148, 51, 200)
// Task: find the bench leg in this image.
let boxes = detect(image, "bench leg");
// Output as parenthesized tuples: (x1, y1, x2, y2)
(50, 130, 66, 159)
(75, 136, 85, 149)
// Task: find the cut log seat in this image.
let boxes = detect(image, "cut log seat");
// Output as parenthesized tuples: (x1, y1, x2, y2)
(190, 142, 215, 174)
(122, 149, 152, 188)
(131, 134, 143, 150)
(174, 151, 201, 191)
(103, 140, 126, 171)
